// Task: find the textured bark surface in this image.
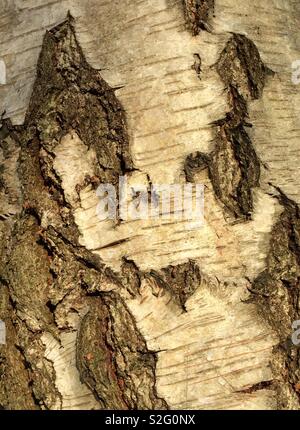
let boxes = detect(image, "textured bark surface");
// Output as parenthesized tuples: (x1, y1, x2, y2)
(185, 34, 272, 220)
(0, 17, 166, 410)
(76, 294, 167, 409)
(183, 0, 215, 34)
(0, 0, 300, 410)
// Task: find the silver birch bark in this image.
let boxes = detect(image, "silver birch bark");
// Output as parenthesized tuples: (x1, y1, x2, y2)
(1, 0, 300, 410)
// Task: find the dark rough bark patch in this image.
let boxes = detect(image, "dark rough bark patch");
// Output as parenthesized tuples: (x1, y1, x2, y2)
(0, 123, 21, 221)
(216, 34, 274, 101)
(235, 380, 274, 394)
(121, 258, 142, 298)
(4, 216, 55, 333)
(0, 16, 167, 409)
(0, 128, 38, 409)
(76, 293, 168, 410)
(83, 257, 202, 312)
(182, 0, 214, 35)
(250, 190, 300, 408)
(216, 86, 249, 129)
(185, 35, 272, 221)
(82, 258, 202, 313)
(184, 120, 260, 221)
(0, 285, 37, 410)
(209, 124, 260, 220)
(184, 151, 210, 183)
(25, 14, 134, 193)
(149, 260, 202, 311)
(191, 53, 202, 79)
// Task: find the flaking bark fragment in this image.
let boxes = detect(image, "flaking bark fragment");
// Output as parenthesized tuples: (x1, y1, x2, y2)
(185, 123, 260, 221)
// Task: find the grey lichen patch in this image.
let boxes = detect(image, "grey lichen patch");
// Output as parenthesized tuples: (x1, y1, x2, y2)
(149, 260, 202, 311)
(185, 35, 272, 220)
(182, 0, 214, 35)
(76, 293, 168, 410)
(216, 34, 274, 101)
(250, 190, 300, 408)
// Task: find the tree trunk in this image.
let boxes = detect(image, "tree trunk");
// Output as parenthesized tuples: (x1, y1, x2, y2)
(1, 0, 300, 410)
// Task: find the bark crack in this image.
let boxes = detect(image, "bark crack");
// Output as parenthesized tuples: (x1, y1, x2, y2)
(185, 34, 273, 221)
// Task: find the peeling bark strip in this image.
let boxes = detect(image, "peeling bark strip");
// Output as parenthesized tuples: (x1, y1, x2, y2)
(185, 35, 272, 220)
(0, 16, 166, 409)
(76, 294, 167, 410)
(251, 190, 300, 409)
(183, 0, 214, 34)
